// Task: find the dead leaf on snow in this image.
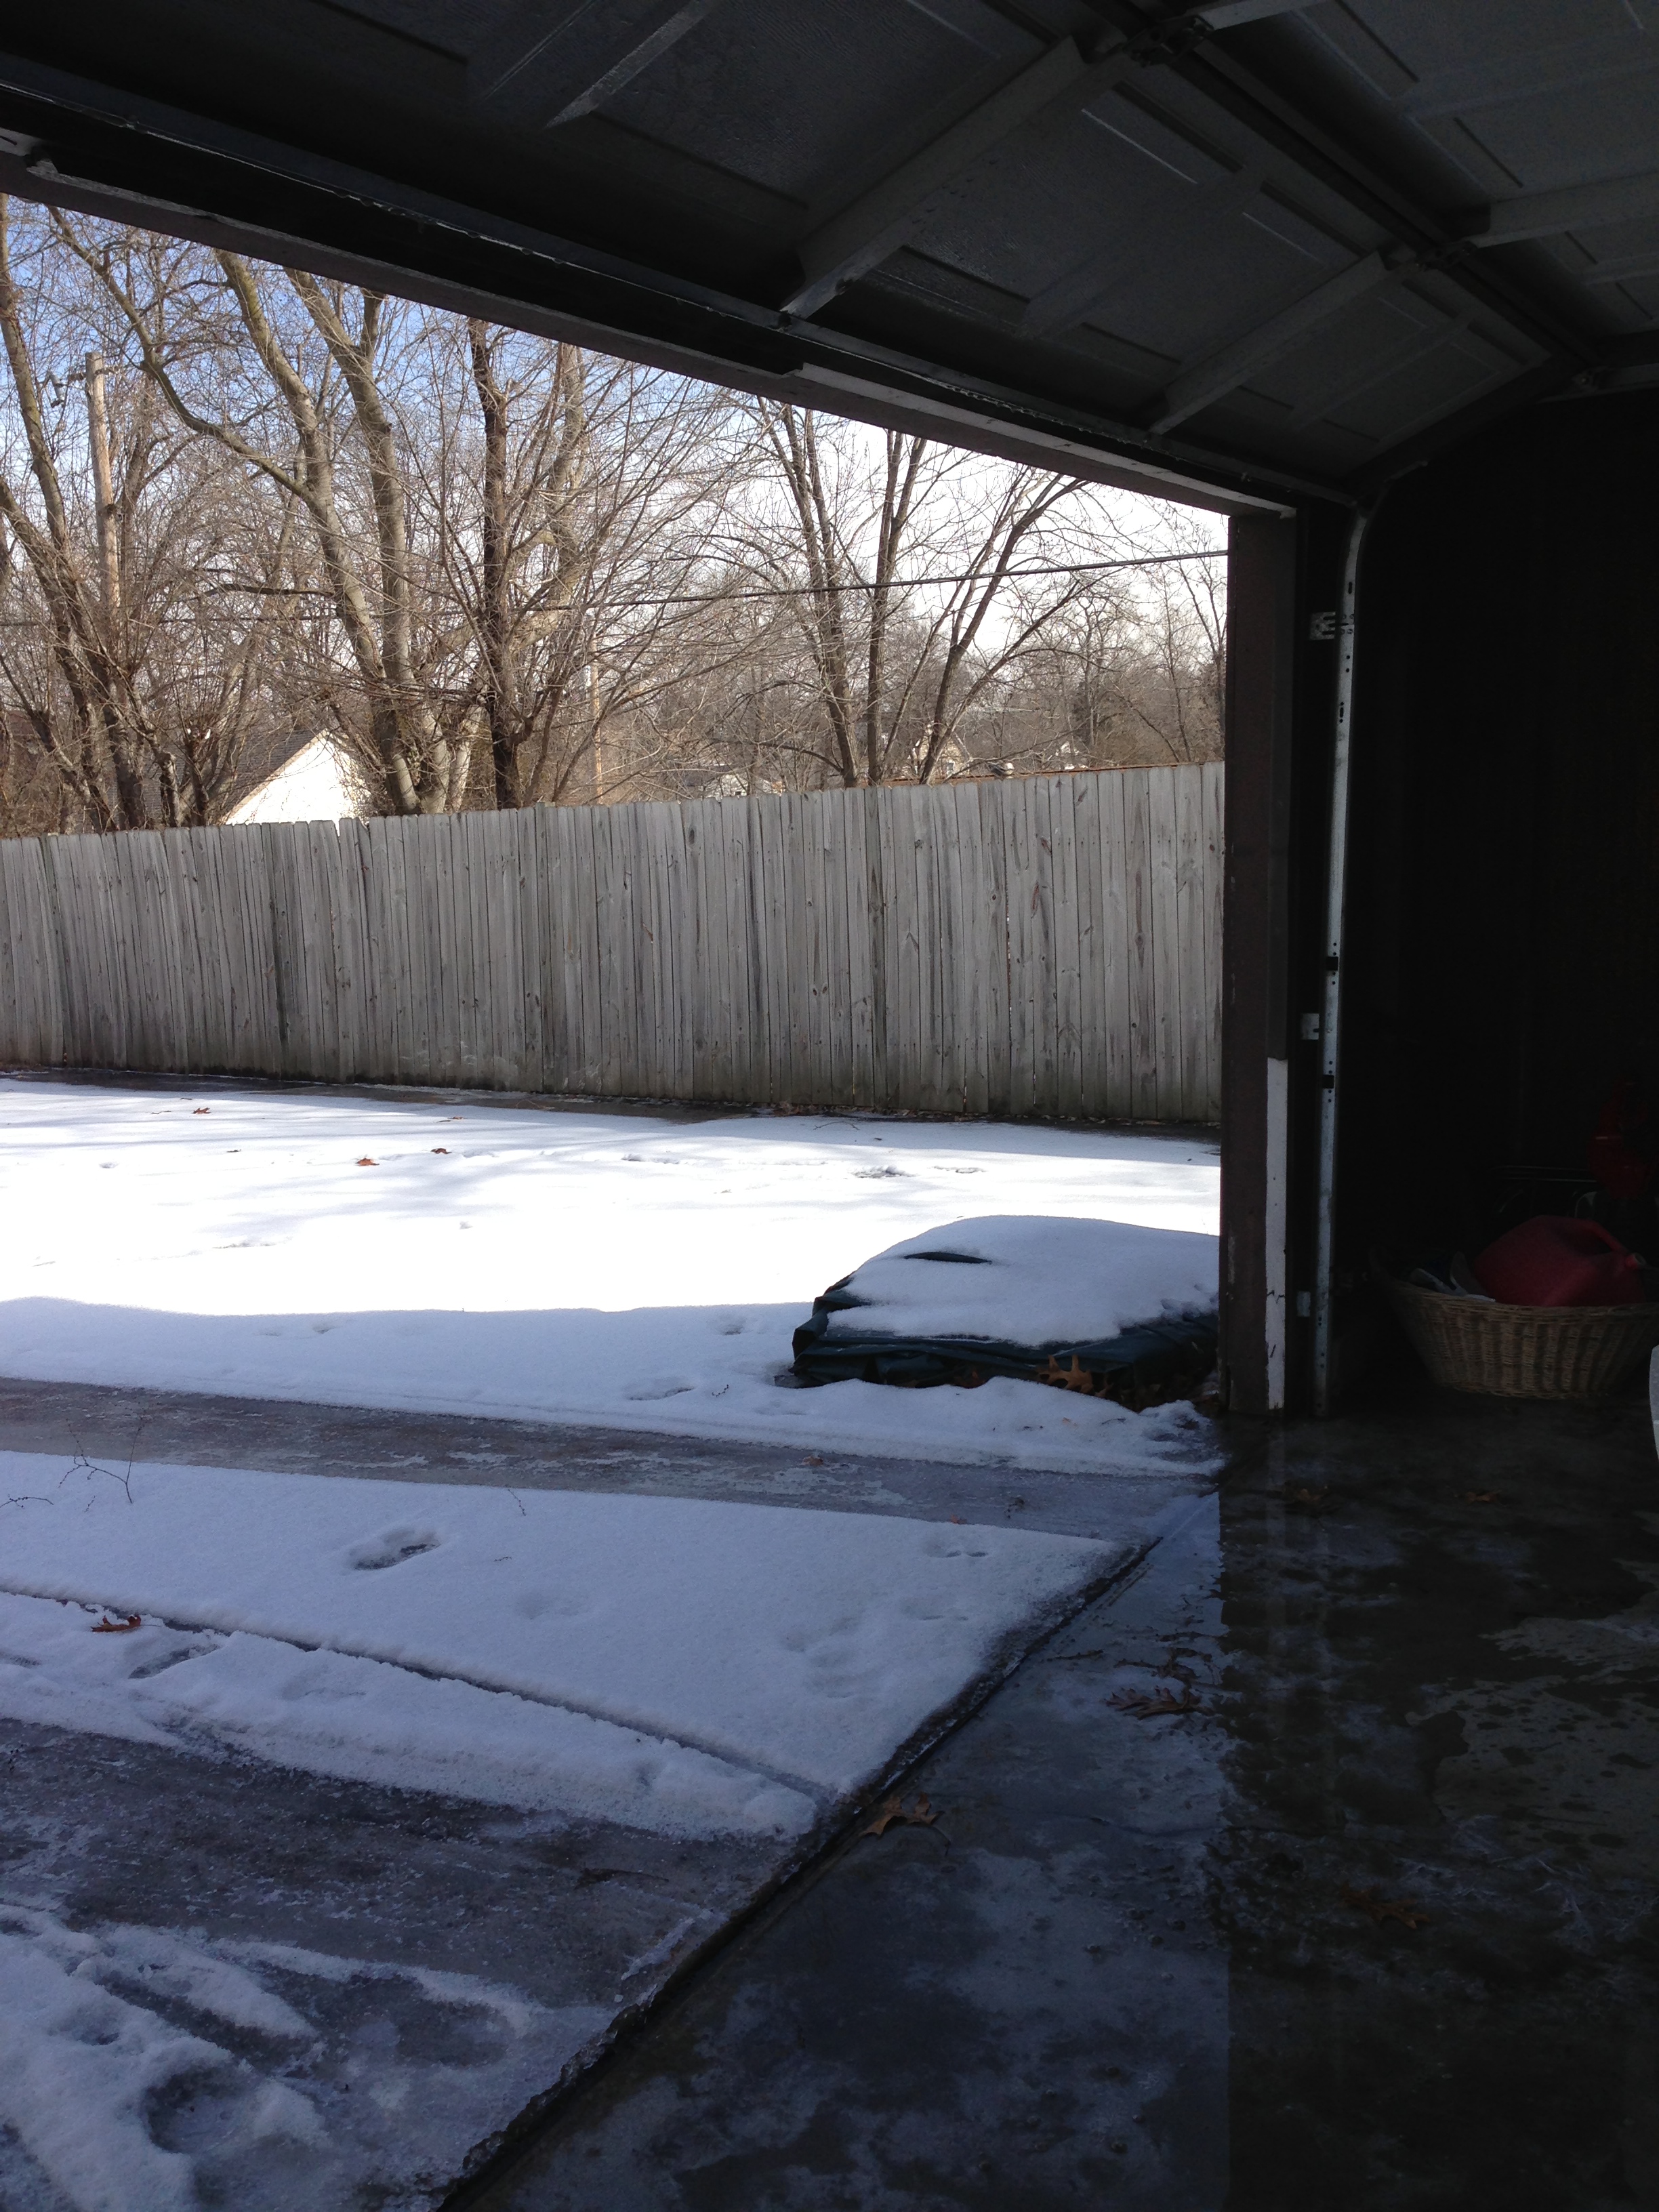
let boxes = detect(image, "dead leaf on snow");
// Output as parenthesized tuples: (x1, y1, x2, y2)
(91, 1613, 142, 1634)
(432, 1147, 449, 1155)
(1341, 1882, 1429, 1929)
(192, 1107, 209, 1115)
(862, 1793, 939, 1838)
(356, 1157, 378, 1167)
(1109, 1684, 1202, 1719)
(1039, 1354, 1103, 1395)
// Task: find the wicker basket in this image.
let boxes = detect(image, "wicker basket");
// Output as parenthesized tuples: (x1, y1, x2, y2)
(1378, 1265, 1659, 1399)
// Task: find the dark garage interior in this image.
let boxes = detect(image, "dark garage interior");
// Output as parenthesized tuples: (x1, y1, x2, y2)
(1341, 387, 1659, 1292)
(1, 3, 1658, 2205)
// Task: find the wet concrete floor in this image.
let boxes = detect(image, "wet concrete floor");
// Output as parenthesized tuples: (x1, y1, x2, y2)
(462, 1377, 1659, 2212)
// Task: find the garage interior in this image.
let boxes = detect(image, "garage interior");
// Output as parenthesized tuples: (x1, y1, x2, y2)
(2, 1, 1658, 2203)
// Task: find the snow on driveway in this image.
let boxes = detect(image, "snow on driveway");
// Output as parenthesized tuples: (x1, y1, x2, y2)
(0, 1079, 1218, 1471)
(0, 1900, 610, 2212)
(0, 1454, 1121, 1836)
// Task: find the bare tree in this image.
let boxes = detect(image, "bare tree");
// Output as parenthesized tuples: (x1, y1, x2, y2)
(0, 203, 295, 827)
(1136, 506, 1225, 762)
(721, 407, 1156, 788)
(964, 523, 1226, 775)
(904, 468, 1093, 783)
(431, 325, 739, 808)
(77, 231, 468, 814)
(0, 201, 163, 827)
(0, 210, 1226, 834)
(741, 408, 923, 785)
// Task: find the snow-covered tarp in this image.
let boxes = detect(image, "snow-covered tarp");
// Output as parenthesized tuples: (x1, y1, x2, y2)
(0, 1080, 1221, 1473)
(0, 1454, 1120, 1836)
(790, 1214, 1217, 1397)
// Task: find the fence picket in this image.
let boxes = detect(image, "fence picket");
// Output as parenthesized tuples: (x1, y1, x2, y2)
(1093, 772, 1132, 1120)
(1202, 760, 1225, 1122)
(949, 781, 988, 1116)
(1049, 778, 1084, 1121)
(1147, 769, 1183, 1122)
(1174, 764, 1208, 1121)
(1000, 781, 1040, 1117)
(1118, 771, 1155, 1119)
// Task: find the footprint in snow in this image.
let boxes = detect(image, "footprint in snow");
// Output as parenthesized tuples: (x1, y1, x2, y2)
(346, 1527, 441, 1571)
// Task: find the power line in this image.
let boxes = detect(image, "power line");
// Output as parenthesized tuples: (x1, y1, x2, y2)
(599, 548, 1225, 613)
(183, 544, 1225, 613)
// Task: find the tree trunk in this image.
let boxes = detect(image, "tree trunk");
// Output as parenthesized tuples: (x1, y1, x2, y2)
(84, 353, 121, 631)
(468, 321, 516, 808)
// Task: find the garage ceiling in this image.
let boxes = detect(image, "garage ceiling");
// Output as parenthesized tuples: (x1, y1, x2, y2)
(2, 1, 1655, 510)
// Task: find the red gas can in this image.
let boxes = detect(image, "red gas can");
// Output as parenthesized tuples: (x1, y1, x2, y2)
(1472, 1216, 1645, 1307)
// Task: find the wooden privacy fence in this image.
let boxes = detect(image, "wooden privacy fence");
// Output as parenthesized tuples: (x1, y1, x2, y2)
(0, 763, 1223, 1122)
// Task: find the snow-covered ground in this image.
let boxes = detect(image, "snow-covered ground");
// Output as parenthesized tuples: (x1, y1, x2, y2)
(0, 1080, 1218, 2211)
(0, 1079, 1219, 1473)
(0, 1454, 1117, 1837)
(0, 1902, 611, 2212)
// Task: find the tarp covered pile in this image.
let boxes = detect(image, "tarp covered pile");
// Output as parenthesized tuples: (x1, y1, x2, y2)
(791, 1216, 1217, 1407)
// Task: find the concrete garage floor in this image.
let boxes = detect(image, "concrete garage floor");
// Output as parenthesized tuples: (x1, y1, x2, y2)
(462, 1378, 1659, 2212)
(3, 1372, 1658, 2208)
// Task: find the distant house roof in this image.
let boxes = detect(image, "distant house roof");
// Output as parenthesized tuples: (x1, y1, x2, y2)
(225, 735, 364, 825)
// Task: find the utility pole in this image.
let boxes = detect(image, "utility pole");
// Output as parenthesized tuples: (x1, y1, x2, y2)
(84, 352, 121, 630)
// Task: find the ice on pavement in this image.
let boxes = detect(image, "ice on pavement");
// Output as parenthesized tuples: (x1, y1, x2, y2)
(0, 1079, 1218, 1472)
(0, 1454, 1121, 1828)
